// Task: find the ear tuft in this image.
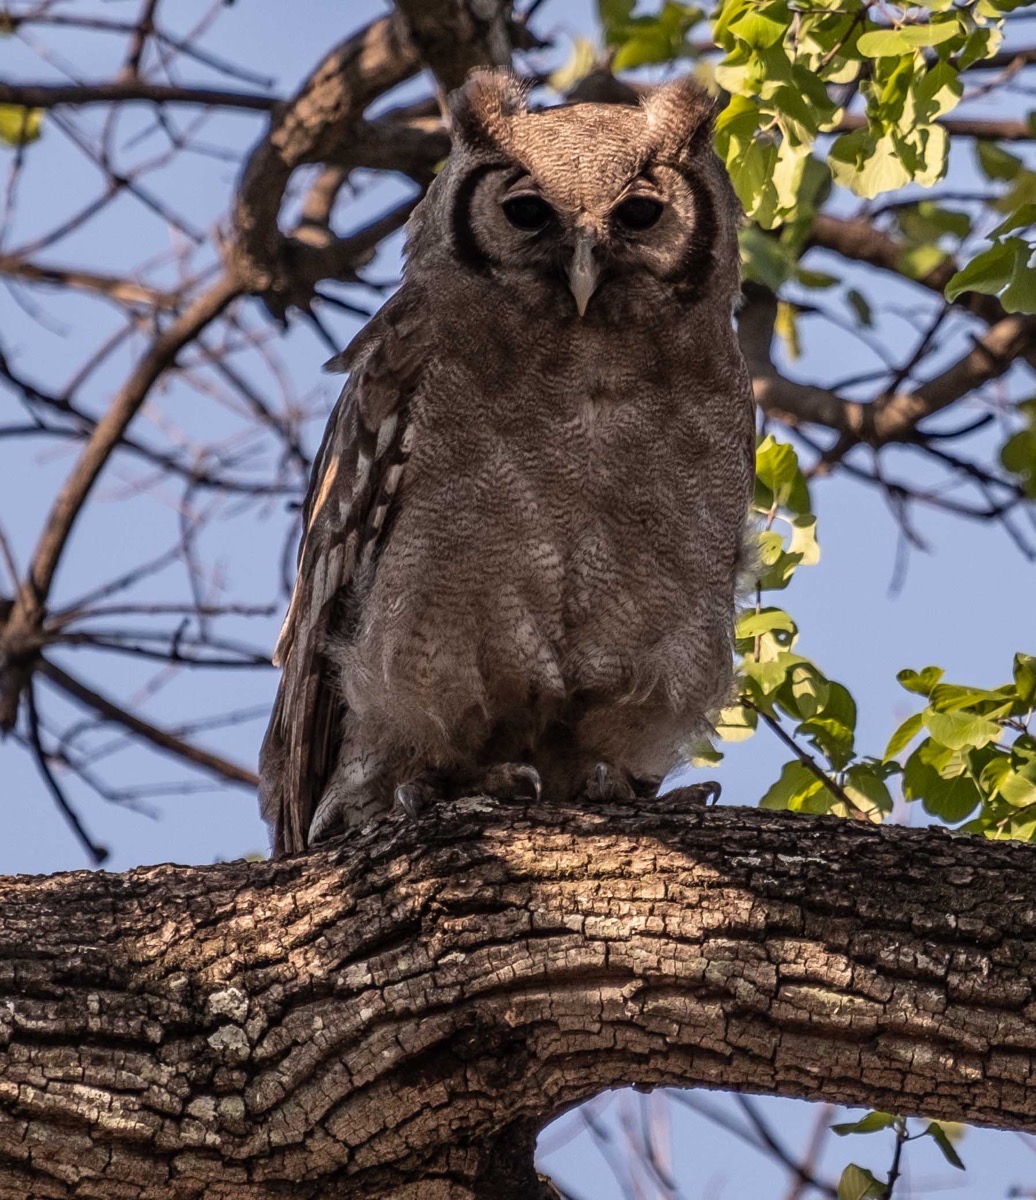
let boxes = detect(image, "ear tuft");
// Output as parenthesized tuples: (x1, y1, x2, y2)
(641, 74, 718, 158)
(449, 68, 529, 154)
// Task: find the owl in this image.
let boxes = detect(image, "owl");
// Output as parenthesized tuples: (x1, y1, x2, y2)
(259, 69, 755, 856)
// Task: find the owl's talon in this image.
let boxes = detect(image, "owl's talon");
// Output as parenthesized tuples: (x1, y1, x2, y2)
(583, 762, 637, 803)
(394, 783, 426, 822)
(474, 762, 542, 803)
(696, 777, 720, 806)
(655, 781, 721, 810)
(513, 764, 542, 802)
(308, 793, 346, 846)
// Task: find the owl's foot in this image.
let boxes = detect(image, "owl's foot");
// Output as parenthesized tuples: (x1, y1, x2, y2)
(583, 762, 637, 803)
(655, 781, 722, 809)
(581, 764, 662, 803)
(470, 762, 542, 803)
(393, 777, 441, 822)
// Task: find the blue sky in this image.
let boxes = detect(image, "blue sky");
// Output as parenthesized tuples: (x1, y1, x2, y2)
(1, 2, 1034, 1196)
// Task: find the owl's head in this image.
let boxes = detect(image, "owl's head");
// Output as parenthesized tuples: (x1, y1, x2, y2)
(408, 69, 742, 323)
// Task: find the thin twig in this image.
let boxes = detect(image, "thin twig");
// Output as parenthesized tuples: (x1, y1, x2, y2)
(25, 682, 108, 864)
(744, 698, 857, 813)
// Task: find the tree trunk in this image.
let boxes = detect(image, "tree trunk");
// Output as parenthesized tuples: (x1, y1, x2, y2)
(2, 795, 1036, 1198)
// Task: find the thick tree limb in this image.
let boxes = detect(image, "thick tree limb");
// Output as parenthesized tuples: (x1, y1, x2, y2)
(393, 0, 519, 91)
(229, 15, 423, 302)
(3, 798, 1036, 1198)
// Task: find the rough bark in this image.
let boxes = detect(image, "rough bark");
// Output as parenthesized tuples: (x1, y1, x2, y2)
(3, 797, 1036, 1198)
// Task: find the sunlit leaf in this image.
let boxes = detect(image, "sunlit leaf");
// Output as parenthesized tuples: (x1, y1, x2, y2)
(0, 105, 42, 147)
(832, 1111, 897, 1136)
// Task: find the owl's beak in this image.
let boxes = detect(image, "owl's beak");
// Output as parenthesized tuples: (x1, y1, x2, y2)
(567, 236, 600, 318)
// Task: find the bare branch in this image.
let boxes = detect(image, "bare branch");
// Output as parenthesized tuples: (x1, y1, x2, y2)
(0, 276, 241, 729)
(0, 81, 278, 111)
(38, 658, 259, 790)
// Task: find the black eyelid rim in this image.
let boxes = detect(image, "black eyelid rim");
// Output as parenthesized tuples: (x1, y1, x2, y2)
(612, 194, 665, 230)
(502, 193, 556, 231)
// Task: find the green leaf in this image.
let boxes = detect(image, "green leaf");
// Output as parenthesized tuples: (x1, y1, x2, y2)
(898, 200, 971, 242)
(832, 1111, 897, 1136)
(837, 1163, 886, 1200)
(730, 139, 780, 225)
(598, 0, 635, 33)
(755, 435, 811, 514)
(944, 239, 1015, 301)
(795, 268, 839, 290)
(846, 288, 873, 328)
(1014, 653, 1036, 707)
(775, 300, 801, 360)
(980, 753, 1013, 799)
(799, 682, 857, 770)
(856, 29, 913, 57)
(613, 29, 673, 69)
(785, 662, 829, 720)
(759, 759, 824, 811)
(927, 683, 1011, 714)
(549, 38, 596, 93)
(923, 708, 1001, 752)
(900, 21, 960, 48)
(1001, 403, 1036, 497)
(990, 203, 1036, 239)
(1000, 239, 1036, 314)
(884, 712, 924, 761)
(1000, 761, 1036, 808)
(915, 61, 963, 120)
(0, 105, 42, 147)
(743, 656, 792, 695)
(844, 764, 894, 821)
(756, 546, 803, 591)
(737, 607, 797, 641)
(740, 225, 796, 291)
(897, 666, 944, 697)
(715, 704, 758, 742)
(903, 738, 982, 822)
(922, 1122, 965, 1170)
(899, 242, 947, 282)
(728, 5, 787, 49)
(829, 131, 911, 199)
(788, 515, 820, 565)
(976, 141, 1023, 182)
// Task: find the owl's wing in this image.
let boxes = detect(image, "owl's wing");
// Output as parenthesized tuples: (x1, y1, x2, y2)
(259, 288, 427, 855)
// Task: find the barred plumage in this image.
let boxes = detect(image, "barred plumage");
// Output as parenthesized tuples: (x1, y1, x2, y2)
(260, 69, 754, 856)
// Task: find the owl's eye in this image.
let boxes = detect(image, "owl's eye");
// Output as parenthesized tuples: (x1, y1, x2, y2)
(502, 195, 554, 232)
(613, 196, 664, 231)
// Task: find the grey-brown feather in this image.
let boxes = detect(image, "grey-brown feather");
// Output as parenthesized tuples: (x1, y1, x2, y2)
(260, 70, 755, 856)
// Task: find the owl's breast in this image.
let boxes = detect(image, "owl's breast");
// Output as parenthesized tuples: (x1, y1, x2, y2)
(360, 329, 746, 714)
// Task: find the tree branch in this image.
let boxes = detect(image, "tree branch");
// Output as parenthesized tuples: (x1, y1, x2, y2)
(3, 799, 1036, 1197)
(0, 81, 278, 111)
(228, 15, 423, 303)
(0, 275, 241, 730)
(738, 285, 1036, 444)
(808, 214, 1024, 337)
(393, 0, 520, 91)
(833, 113, 1035, 141)
(37, 658, 259, 790)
